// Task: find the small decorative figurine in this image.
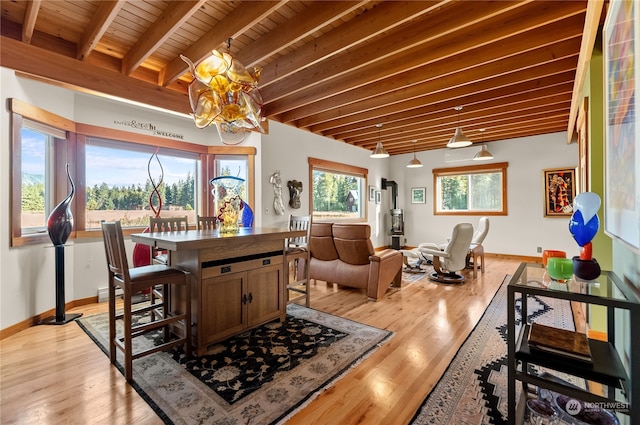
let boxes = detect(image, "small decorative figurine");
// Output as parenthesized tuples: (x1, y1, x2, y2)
(287, 180, 303, 209)
(569, 192, 602, 280)
(270, 171, 285, 215)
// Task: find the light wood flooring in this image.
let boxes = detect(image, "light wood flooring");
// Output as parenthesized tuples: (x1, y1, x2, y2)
(1, 255, 527, 425)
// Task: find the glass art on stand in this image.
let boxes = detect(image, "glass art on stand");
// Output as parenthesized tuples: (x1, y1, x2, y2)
(133, 148, 163, 267)
(210, 175, 252, 234)
(569, 192, 602, 280)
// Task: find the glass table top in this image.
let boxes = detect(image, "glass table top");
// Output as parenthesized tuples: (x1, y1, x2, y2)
(509, 262, 633, 303)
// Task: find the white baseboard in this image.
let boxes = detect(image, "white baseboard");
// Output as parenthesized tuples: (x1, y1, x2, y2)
(97, 287, 123, 303)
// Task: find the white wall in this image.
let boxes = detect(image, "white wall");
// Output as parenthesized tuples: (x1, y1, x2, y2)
(388, 133, 579, 257)
(1, 67, 579, 329)
(260, 121, 391, 246)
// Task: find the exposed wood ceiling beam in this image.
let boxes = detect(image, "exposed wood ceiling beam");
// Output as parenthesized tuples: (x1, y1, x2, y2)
(160, 1, 287, 86)
(21, 0, 41, 44)
(1, 37, 188, 114)
(122, 0, 206, 75)
(77, 1, 125, 61)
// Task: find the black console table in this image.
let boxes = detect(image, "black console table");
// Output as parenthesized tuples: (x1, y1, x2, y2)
(507, 262, 639, 424)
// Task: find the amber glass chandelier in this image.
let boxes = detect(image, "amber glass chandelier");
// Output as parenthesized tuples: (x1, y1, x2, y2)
(181, 39, 264, 144)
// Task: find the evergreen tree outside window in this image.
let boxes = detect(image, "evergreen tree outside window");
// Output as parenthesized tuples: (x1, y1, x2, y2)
(309, 158, 367, 221)
(433, 162, 508, 215)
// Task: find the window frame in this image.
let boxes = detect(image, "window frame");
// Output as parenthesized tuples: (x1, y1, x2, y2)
(432, 161, 508, 216)
(10, 99, 256, 246)
(308, 157, 368, 222)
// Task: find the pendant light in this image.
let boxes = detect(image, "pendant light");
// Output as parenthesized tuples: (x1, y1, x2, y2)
(406, 140, 423, 168)
(473, 129, 494, 161)
(446, 106, 472, 148)
(370, 123, 389, 158)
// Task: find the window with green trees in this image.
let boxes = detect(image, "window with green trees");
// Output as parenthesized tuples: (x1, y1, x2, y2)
(309, 157, 367, 221)
(433, 162, 508, 215)
(84, 138, 200, 229)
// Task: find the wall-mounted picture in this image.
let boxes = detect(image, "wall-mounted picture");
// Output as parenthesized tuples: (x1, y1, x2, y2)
(369, 185, 376, 202)
(603, 0, 640, 252)
(411, 187, 426, 204)
(375, 190, 381, 204)
(543, 168, 576, 217)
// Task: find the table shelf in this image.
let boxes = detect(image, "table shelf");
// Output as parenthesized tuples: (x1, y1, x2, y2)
(506, 262, 640, 425)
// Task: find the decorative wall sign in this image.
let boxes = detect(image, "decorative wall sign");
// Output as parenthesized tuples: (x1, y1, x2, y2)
(113, 119, 185, 140)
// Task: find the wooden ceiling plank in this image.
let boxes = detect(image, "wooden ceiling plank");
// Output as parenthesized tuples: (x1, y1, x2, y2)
(262, 0, 530, 103)
(21, 0, 41, 44)
(1, 37, 189, 114)
(318, 79, 573, 137)
(238, 1, 369, 67)
(331, 89, 573, 141)
(122, 1, 206, 75)
(77, 1, 126, 61)
(344, 102, 571, 145)
(268, 18, 584, 118)
(160, 1, 287, 86)
(298, 63, 577, 131)
(566, 0, 604, 143)
(279, 39, 580, 125)
(259, 0, 448, 87)
(369, 115, 569, 150)
(312, 72, 575, 134)
(262, 0, 582, 104)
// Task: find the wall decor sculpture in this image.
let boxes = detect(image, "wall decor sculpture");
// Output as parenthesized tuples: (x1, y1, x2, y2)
(287, 180, 303, 209)
(269, 171, 285, 215)
(40, 163, 82, 325)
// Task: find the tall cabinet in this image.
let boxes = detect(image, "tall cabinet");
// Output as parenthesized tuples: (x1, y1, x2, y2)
(507, 262, 640, 424)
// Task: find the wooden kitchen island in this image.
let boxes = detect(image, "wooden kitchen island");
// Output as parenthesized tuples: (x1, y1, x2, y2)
(131, 227, 304, 356)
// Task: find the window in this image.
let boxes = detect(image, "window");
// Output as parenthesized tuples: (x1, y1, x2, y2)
(83, 138, 201, 229)
(433, 162, 508, 215)
(309, 157, 367, 221)
(10, 99, 256, 246)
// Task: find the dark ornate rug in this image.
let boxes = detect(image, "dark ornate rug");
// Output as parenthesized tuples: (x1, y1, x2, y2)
(409, 275, 577, 425)
(77, 304, 392, 425)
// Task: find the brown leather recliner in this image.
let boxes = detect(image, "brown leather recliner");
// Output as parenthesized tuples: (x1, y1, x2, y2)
(309, 222, 403, 301)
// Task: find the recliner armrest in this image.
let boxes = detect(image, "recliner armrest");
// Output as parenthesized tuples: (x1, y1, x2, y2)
(419, 247, 451, 258)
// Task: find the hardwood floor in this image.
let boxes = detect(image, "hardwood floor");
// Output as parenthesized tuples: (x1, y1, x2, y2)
(0, 255, 527, 424)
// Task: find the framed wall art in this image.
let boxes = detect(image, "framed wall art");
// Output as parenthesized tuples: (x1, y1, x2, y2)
(411, 187, 426, 204)
(543, 168, 576, 217)
(375, 190, 381, 205)
(369, 185, 376, 202)
(603, 0, 640, 252)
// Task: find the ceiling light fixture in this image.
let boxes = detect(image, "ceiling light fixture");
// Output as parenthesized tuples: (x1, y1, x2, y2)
(406, 139, 423, 168)
(473, 129, 494, 161)
(446, 106, 472, 148)
(181, 38, 264, 145)
(370, 123, 389, 158)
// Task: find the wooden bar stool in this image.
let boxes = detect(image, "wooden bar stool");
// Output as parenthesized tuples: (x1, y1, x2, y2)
(101, 221, 191, 383)
(285, 215, 312, 307)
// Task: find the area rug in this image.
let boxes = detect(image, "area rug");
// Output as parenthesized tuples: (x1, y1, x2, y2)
(77, 303, 393, 425)
(409, 275, 576, 425)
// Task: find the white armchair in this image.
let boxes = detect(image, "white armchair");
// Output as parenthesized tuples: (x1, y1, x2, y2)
(419, 223, 474, 284)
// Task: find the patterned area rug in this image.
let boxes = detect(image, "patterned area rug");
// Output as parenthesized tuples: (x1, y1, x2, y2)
(77, 304, 392, 425)
(409, 275, 576, 425)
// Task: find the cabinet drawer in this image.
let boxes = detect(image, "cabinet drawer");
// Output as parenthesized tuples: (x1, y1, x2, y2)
(202, 254, 283, 279)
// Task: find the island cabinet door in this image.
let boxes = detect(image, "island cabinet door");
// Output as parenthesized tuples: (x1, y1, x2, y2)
(247, 263, 284, 326)
(201, 271, 247, 347)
